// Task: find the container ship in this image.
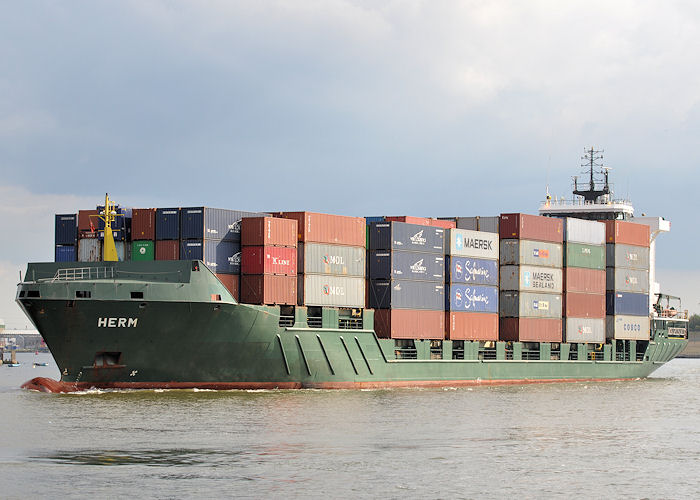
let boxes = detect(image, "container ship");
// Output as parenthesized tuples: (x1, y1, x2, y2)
(18, 149, 689, 392)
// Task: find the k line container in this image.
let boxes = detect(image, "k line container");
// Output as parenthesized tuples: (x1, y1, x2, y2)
(563, 218, 606, 245)
(446, 312, 499, 340)
(606, 292, 649, 316)
(500, 265, 563, 293)
(563, 292, 605, 318)
(298, 243, 366, 277)
(55, 245, 76, 262)
(131, 209, 156, 240)
(78, 210, 98, 232)
(155, 240, 179, 260)
(131, 240, 155, 261)
(215, 273, 240, 301)
(180, 239, 241, 274)
(564, 318, 605, 343)
(606, 244, 650, 270)
(78, 239, 101, 262)
(499, 213, 563, 243)
(156, 208, 180, 240)
(606, 268, 650, 293)
(445, 256, 499, 286)
(563, 268, 605, 294)
(298, 275, 365, 308)
(564, 243, 605, 270)
(374, 309, 445, 339)
(368, 251, 444, 281)
(606, 315, 651, 340)
(445, 285, 499, 313)
(55, 214, 77, 245)
(181, 207, 266, 241)
(604, 220, 650, 247)
(241, 216, 297, 247)
(278, 212, 366, 247)
(500, 240, 563, 268)
(445, 229, 499, 259)
(241, 274, 297, 305)
(499, 318, 562, 342)
(369, 280, 444, 310)
(369, 222, 444, 253)
(499, 291, 563, 319)
(241, 246, 297, 275)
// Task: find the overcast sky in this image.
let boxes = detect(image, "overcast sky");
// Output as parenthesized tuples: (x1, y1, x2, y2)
(1, 1, 699, 327)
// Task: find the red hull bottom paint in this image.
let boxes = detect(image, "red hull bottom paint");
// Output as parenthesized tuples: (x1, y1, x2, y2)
(22, 376, 635, 393)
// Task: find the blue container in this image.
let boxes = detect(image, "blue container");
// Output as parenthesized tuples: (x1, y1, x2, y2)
(369, 279, 444, 310)
(156, 208, 180, 240)
(180, 207, 267, 241)
(445, 256, 498, 285)
(55, 245, 76, 262)
(445, 284, 499, 313)
(368, 250, 444, 282)
(606, 292, 649, 316)
(369, 222, 444, 253)
(364, 216, 385, 225)
(180, 239, 241, 274)
(96, 206, 131, 230)
(55, 214, 77, 245)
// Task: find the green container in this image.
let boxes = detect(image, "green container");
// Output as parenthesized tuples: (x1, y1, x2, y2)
(131, 240, 155, 261)
(564, 242, 605, 270)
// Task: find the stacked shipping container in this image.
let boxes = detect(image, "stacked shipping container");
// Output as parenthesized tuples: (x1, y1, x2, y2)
(55, 214, 77, 262)
(155, 208, 180, 260)
(131, 209, 156, 262)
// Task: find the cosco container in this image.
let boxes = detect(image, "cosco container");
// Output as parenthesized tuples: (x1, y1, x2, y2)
(78, 239, 101, 262)
(445, 256, 498, 285)
(241, 246, 297, 275)
(155, 240, 179, 260)
(499, 317, 562, 342)
(180, 240, 241, 274)
(156, 208, 180, 240)
(606, 292, 649, 316)
(564, 218, 605, 245)
(499, 213, 563, 243)
(564, 242, 605, 270)
(55, 245, 76, 262)
(369, 280, 444, 310)
(131, 240, 155, 261)
(446, 228, 499, 259)
(606, 268, 650, 293)
(368, 251, 444, 282)
(181, 207, 266, 241)
(278, 212, 365, 246)
(298, 243, 366, 277)
(563, 268, 605, 294)
(500, 265, 563, 293)
(500, 240, 563, 268)
(55, 214, 77, 245)
(499, 291, 562, 319)
(374, 309, 445, 339)
(241, 274, 296, 305)
(131, 209, 156, 240)
(564, 317, 605, 343)
(606, 244, 650, 270)
(563, 292, 605, 318)
(604, 220, 650, 247)
(298, 275, 365, 308)
(215, 273, 240, 301)
(241, 216, 297, 247)
(445, 284, 498, 313)
(606, 315, 650, 340)
(369, 222, 444, 253)
(446, 312, 499, 340)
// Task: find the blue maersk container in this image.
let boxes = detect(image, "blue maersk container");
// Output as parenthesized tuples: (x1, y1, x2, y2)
(368, 250, 444, 281)
(180, 207, 267, 241)
(180, 239, 241, 274)
(55, 214, 77, 245)
(445, 284, 499, 313)
(368, 222, 444, 253)
(369, 279, 444, 310)
(445, 256, 498, 285)
(55, 245, 76, 262)
(606, 291, 649, 316)
(156, 208, 180, 240)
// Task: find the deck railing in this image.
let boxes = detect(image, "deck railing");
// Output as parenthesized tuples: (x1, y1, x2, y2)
(51, 267, 115, 282)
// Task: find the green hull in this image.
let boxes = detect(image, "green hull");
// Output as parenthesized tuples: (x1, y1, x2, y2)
(17, 261, 688, 392)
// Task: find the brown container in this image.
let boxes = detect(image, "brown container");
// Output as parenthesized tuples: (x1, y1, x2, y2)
(241, 216, 297, 247)
(241, 274, 296, 305)
(563, 292, 605, 318)
(132, 208, 156, 241)
(604, 220, 650, 247)
(385, 216, 456, 229)
(78, 210, 98, 232)
(155, 240, 179, 260)
(499, 213, 563, 243)
(446, 312, 498, 340)
(215, 273, 240, 301)
(563, 268, 605, 294)
(499, 317, 562, 342)
(277, 212, 365, 247)
(374, 309, 445, 339)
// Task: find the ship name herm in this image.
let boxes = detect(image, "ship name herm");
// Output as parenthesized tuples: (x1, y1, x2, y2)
(98, 317, 138, 328)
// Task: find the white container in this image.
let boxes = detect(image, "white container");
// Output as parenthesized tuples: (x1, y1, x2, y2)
(298, 243, 365, 277)
(446, 229, 499, 259)
(606, 315, 650, 340)
(606, 268, 650, 293)
(564, 218, 606, 245)
(298, 274, 365, 308)
(564, 317, 605, 343)
(500, 265, 563, 293)
(500, 240, 563, 268)
(606, 244, 650, 270)
(499, 291, 562, 319)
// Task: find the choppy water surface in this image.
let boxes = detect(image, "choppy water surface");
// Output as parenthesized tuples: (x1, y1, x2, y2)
(1, 352, 699, 498)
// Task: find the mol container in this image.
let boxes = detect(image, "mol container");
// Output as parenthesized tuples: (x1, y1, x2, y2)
(241, 246, 297, 275)
(445, 257, 498, 285)
(241, 216, 297, 247)
(499, 318, 562, 342)
(180, 240, 241, 274)
(604, 220, 650, 247)
(564, 218, 605, 245)
(55, 214, 77, 245)
(500, 265, 563, 293)
(446, 312, 499, 341)
(131, 209, 156, 240)
(445, 229, 499, 259)
(606, 268, 650, 293)
(369, 280, 444, 310)
(564, 318, 605, 343)
(155, 240, 179, 260)
(499, 213, 563, 243)
(563, 292, 605, 318)
(563, 268, 605, 294)
(78, 239, 102, 262)
(277, 212, 365, 246)
(181, 207, 266, 241)
(500, 240, 563, 267)
(368, 251, 444, 281)
(445, 284, 498, 313)
(298, 275, 365, 308)
(606, 315, 651, 340)
(606, 244, 650, 270)
(156, 208, 180, 240)
(131, 240, 155, 261)
(216, 273, 240, 301)
(298, 243, 365, 277)
(564, 243, 606, 270)
(241, 275, 296, 305)
(500, 291, 562, 319)
(606, 292, 649, 316)
(369, 222, 444, 253)
(374, 309, 445, 340)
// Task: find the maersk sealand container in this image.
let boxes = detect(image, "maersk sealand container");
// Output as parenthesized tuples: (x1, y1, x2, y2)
(181, 207, 268, 241)
(445, 257, 498, 285)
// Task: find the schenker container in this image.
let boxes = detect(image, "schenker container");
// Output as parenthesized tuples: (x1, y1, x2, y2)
(606, 292, 649, 316)
(604, 220, 650, 247)
(241, 216, 297, 247)
(369, 222, 444, 253)
(499, 213, 563, 243)
(563, 293, 605, 318)
(500, 240, 563, 268)
(277, 212, 366, 247)
(500, 291, 562, 319)
(298, 243, 366, 277)
(606, 315, 650, 340)
(369, 280, 444, 310)
(606, 268, 650, 293)
(563, 268, 605, 294)
(241, 275, 296, 305)
(131, 241, 155, 261)
(368, 251, 444, 282)
(564, 218, 606, 245)
(500, 265, 563, 293)
(445, 257, 498, 286)
(181, 207, 266, 241)
(156, 208, 180, 240)
(606, 244, 650, 270)
(445, 229, 499, 259)
(374, 309, 445, 340)
(564, 243, 605, 270)
(241, 246, 297, 275)
(445, 285, 498, 313)
(298, 275, 365, 307)
(78, 239, 101, 262)
(55, 214, 77, 245)
(131, 209, 156, 241)
(499, 318, 562, 342)
(446, 312, 499, 340)
(180, 240, 241, 274)
(564, 318, 605, 343)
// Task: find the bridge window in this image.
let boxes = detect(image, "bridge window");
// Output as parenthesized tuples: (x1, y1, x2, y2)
(75, 290, 91, 298)
(130, 291, 144, 299)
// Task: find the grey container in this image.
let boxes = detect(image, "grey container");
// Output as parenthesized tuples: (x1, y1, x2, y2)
(500, 291, 562, 319)
(500, 265, 563, 293)
(477, 216, 500, 233)
(564, 317, 605, 343)
(455, 217, 478, 230)
(564, 218, 606, 245)
(446, 228, 499, 259)
(181, 207, 267, 241)
(369, 222, 444, 253)
(298, 243, 365, 277)
(606, 244, 650, 270)
(369, 279, 445, 310)
(368, 250, 444, 282)
(298, 275, 365, 308)
(500, 239, 563, 268)
(606, 315, 650, 340)
(78, 238, 102, 262)
(606, 268, 650, 293)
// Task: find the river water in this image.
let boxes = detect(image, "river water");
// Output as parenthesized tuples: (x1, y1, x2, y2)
(1, 352, 698, 499)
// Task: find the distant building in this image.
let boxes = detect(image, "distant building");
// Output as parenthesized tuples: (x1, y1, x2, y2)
(0, 318, 4, 334)
(0, 329, 45, 350)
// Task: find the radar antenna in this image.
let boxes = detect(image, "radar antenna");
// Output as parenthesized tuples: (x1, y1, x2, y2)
(572, 147, 610, 202)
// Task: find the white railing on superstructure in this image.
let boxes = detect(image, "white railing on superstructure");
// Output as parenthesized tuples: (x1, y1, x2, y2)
(539, 197, 633, 208)
(50, 267, 115, 282)
(654, 309, 689, 321)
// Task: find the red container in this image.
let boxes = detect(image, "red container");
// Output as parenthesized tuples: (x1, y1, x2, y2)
(132, 208, 156, 241)
(429, 219, 456, 229)
(499, 213, 563, 243)
(374, 309, 445, 339)
(277, 212, 365, 247)
(155, 240, 179, 260)
(216, 273, 240, 301)
(499, 318, 562, 342)
(78, 210, 98, 232)
(563, 268, 605, 294)
(563, 292, 605, 318)
(241, 216, 297, 247)
(241, 246, 297, 275)
(241, 274, 296, 305)
(385, 216, 456, 229)
(446, 312, 498, 340)
(604, 220, 650, 247)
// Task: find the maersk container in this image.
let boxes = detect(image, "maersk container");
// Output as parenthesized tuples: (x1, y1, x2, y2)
(445, 284, 498, 313)
(132, 209, 156, 241)
(180, 239, 241, 274)
(131, 240, 155, 261)
(181, 207, 266, 241)
(445, 256, 498, 286)
(499, 213, 563, 243)
(156, 208, 180, 240)
(606, 315, 651, 340)
(298, 275, 365, 308)
(499, 291, 562, 319)
(564, 317, 605, 343)
(55, 214, 77, 245)
(446, 228, 499, 259)
(604, 220, 650, 247)
(606, 268, 650, 293)
(55, 244, 76, 262)
(374, 309, 445, 340)
(78, 239, 102, 262)
(500, 265, 563, 293)
(298, 243, 365, 277)
(368, 250, 444, 282)
(368, 222, 444, 253)
(606, 244, 650, 270)
(446, 311, 499, 341)
(241, 246, 296, 275)
(500, 240, 563, 268)
(563, 267, 605, 294)
(563, 292, 605, 318)
(278, 212, 366, 247)
(564, 218, 606, 245)
(564, 242, 605, 270)
(241, 216, 297, 247)
(606, 292, 649, 316)
(369, 279, 444, 310)
(499, 317, 562, 342)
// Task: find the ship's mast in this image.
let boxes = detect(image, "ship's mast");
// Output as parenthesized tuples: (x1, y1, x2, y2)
(572, 147, 610, 202)
(92, 193, 122, 261)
